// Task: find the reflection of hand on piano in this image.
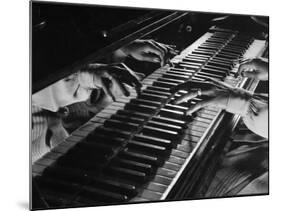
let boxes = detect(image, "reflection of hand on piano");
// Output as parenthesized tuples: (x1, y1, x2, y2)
(117, 39, 178, 66)
(81, 63, 142, 102)
(172, 79, 253, 116)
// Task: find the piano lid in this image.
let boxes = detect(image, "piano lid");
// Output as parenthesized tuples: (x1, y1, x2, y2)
(31, 1, 188, 93)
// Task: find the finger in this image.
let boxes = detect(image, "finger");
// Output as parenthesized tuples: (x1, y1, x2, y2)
(121, 63, 142, 90)
(237, 61, 256, 76)
(242, 70, 259, 79)
(138, 53, 161, 63)
(233, 57, 252, 64)
(101, 78, 116, 102)
(112, 64, 142, 94)
(171, 82, 189, 92)
(151, 41, 179, 64)
(204, 78, 233, 90)
(144, 41, 166, 66)
(173, 91, 199, 104)
(150, 40, 169, 54)
(112, 77, 130, 97)
(185, 99, 214, 115)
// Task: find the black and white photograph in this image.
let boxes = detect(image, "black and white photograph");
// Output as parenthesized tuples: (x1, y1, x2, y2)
(30, 0, 269, 210)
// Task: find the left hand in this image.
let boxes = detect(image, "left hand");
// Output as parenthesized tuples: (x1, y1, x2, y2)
(172, 78, 253, 116)
(117, 39, 178, 66)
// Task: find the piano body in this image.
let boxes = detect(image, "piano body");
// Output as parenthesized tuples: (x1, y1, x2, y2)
(31, 1, 268, 209)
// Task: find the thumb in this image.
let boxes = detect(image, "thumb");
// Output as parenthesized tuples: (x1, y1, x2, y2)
(242, 70, 258, 79)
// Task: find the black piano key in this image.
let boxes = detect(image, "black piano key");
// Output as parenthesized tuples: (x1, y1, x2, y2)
(133, 134, 174, 148)
(142, 89, 171, 97)
(130, 98, 162, 107)
(182, 57, 207, 64)
(195, 72, 223, 80)
(174, 63, 201, 70)
(178, 61, 202, 67)
(159, 108, 185, 120)
(56, 152, 108, 170)
(216, 54, 238, 60)
(167, 69, 195, 76)
(119, 149, 162, 166)
(86, 134, 126, 147)
(157, 77, 185, 85)
(110, 113, 145, 124)
(153, 80, 178, 88)
(89, 177, 138, 197)
(151, 116, 186, 128)
(211, 58, 234, 67)
(142, 125, 180, 141)
(35, 176, 80, 196)
(111, 158, 154, 175)
(147, 120, 182, 133)
(104, 166, 148, 184)
(162, 72, 191, 81)
(125, 103, 157, 115)
(104, 119, 139, 132)
(207, 61, 233, 69)
(36, 177, 80, 206)
(146, 85, 171, 94)
(220, 49, 243, 57)
(186, 54, 210, 60)
(193, 49, 216, 55)
(204, 64, 231, 72)
(200, 67, 228, 77)
(79, 186, 129, 202)
(139, 92, 168, 103)
(94, 126, 131, 139)
(127, 139, 169, 157)
(42, 165, 96, 184)
(75, 141, 116, 156)
(116, 110, 150, 120)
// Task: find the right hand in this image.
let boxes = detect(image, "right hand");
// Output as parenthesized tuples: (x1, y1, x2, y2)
(237, 57, 269, 81)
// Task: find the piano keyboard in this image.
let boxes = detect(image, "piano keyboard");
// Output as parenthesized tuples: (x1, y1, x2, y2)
(32, 28, 267, 207)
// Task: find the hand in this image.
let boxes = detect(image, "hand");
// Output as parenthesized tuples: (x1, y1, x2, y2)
(81, 63, 142, 102)
(237, 57, 269, 81)
(172, 78, 252, 116)
(118, 39, 178, 66)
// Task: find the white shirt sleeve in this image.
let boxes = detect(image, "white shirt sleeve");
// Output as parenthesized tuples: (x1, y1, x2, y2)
(242, 98, 268, 138)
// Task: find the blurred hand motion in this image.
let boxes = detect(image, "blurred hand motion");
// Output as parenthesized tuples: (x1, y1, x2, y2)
(82, 63, 142, 102)
(172, 78, 253, 116)
(237, 57, 268, 81)
(118, 39, 179, 66)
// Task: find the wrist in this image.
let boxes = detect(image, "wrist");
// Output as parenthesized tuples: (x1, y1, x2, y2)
(226, 89, 253, 116)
